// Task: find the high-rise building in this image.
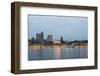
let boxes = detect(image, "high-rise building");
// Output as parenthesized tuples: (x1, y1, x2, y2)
(36, 32, 44, 43)
(41, 32, 44, 41)
(47, 35, 53, 42)
(60, 36, 64, 43)
(36, 33, 41, 42)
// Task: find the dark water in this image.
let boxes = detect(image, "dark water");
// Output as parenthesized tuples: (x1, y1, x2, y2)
(28, 47, 88, 61)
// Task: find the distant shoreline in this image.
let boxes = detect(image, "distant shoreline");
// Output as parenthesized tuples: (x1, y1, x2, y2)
(29, 44, 87, 48)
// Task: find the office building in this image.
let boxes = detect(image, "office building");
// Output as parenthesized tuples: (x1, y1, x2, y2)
(47, 35, 53, 42)
(36, 32, 44, 43)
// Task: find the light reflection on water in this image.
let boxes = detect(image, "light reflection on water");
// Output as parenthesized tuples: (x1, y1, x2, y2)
(28, 47, 88, 61)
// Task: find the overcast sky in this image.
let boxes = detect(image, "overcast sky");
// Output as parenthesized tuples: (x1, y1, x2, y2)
(28, 15, 88, 41)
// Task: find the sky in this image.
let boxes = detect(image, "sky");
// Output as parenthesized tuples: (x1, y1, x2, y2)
(28, 15, 88, 41)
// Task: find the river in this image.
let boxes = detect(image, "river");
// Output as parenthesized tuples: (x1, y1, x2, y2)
(28, 47, 88, 60)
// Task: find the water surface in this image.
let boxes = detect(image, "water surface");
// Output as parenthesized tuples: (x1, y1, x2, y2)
(28, 47, 88, 60)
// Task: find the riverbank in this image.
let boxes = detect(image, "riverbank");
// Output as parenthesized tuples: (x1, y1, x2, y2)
(29, 44, 87, 48)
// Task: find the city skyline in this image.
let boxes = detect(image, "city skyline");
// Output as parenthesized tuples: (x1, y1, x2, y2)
(28, 15, 88, 41)
(29, 32, 63, 41)
(29, 31, 87, 43)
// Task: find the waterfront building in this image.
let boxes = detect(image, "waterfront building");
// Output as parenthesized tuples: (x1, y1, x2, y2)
(36, 33, 41, 41)
(60, 36, 64, 43)
(47, 35, 53, 42)
(36, 32, 44, 43)
(53, 40, 61, 44)
(41, 32, 44, 41)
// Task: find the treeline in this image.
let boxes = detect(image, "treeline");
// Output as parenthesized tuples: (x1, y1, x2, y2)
(67, 40, 88, 44)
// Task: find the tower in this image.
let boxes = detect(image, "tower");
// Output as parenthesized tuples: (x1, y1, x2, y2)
(41, 32, 44, 41)
(60, 36, 64, 43)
